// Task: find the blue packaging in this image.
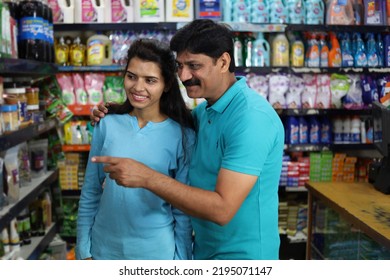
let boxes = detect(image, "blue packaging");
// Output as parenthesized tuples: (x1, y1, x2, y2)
(309, 116, 321, 144)
(195, 0, 222, 20)
(286, 116, 299, 144)
(384, 34, 390, 67)
(299, 116, 308, 144)
(320, 116, 332, 144)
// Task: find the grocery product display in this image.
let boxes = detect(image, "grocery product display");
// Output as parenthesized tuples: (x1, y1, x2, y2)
(1, 0, 390, 261)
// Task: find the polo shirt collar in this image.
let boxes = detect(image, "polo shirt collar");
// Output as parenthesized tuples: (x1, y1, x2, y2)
(207, 76, 246, 113)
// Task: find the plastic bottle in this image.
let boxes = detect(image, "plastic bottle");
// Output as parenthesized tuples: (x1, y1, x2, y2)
(233, 32, 244, 67)
(105, 0, 134, 23)
(222, 0, 232, 21)
(319, 33, 329, 67)
(48, 0, 74, 23)
(384, 34, 390, 67)
(376, 33, 384, 67)
(134, 0, 165, 22)
(341, 33, 354, 67)
(328, 32, 342, 67)
(18, 0, 46, 61)
(250, 0, 269, 23)
(272, 33, 289, 67)
(366, 33, 379, 67)
(320, 116, 331, 144)
(333, 117, 343, 143)
(350, 115, 361, 143)
(360, 120, 367, 143)
(3, 0, 18, 58)
(299, 116, 308, 144)
(252, 32, 270, 67)
(166, 0, 194, 22)
(290, 32, 305, 67)
(74, 0, 105, 23)
(195, 0, 222, 20)
(243, 32, 255, 67)
(232, 0, 250, 22)
(55, 36, 69, 66)
(309, 116, 321, 144)
(87, 33, 112, 66)
(306, 33, 320, 68)
(354, 32, 367, 67)
(70, 37, 86, 66)
(342, 117, 351, 143)
(326, 0, 354, 25)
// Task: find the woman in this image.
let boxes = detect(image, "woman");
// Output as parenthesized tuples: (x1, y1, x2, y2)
(76, 39, 195, 260)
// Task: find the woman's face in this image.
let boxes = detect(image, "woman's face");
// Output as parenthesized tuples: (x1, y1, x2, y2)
(124, 57, 165, 113)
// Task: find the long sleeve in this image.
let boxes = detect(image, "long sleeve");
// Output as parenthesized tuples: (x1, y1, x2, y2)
(76, 123, 106, 260)
(172, 129, 195, 260)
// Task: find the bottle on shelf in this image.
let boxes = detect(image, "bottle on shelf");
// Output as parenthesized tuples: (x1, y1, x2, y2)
(252, 32, 271, 67)
(70, 37, 86, 66)
(272, 33, 289, 67)
(55, 36, 69, 66)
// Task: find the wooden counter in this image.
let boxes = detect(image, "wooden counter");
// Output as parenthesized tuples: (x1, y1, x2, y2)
(305, 181, 390, 259)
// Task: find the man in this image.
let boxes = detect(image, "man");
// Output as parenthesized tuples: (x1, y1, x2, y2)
(91, 19, 285, 260)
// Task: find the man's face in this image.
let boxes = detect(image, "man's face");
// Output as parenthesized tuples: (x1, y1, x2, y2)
(176, 51, 224, 104)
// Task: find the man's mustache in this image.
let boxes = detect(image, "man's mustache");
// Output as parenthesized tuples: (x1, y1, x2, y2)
(182, 79, 201, 87)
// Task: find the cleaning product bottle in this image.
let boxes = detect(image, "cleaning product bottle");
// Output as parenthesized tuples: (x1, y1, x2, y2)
(232, 0, 250, 22)
(134, 0, 165, 22)
(55, 36, 69, 66)
(341, 32, 354, 67)
(104, 0, 134, 23)
(70, 36, 86, 66)
(366, 32, 379, 67)
(326, 0, 354, 25)
(354, 32, 367, 67)
(290, 33, 305, 67)
(233, 32, 244, 67)
(196, 0, 222, 20)
(376, 33, 384, 66)
(384, 34, 390, 67)
(250, 0, 269, 23)
(222, 0, 232, 21)
(328, 32, 342, 67)
(251, 32, 271, 66)
(166, 0, 194, 22)
(272, 33, 289, 67)
(306, 33, 320, 68)
(243, 32, 255, 67)
(319, 33, 329, 67)
(48, 0, 75, 23)
(75, 0, 105, 23)
(87, 33, 112, 66)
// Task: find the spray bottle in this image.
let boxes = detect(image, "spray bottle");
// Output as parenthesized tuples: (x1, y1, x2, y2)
(328, 32, 342, 67)
(341, 32, 354, 67)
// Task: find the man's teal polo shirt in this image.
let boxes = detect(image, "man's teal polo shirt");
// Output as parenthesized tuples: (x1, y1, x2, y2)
(189, 77, 285, 260)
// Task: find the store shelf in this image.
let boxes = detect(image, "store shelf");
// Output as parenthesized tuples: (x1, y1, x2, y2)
(67, 104, 96, 116)
(236, 66, 390, 75)
(0, 58, 58, 76)
(286, 24, 390, 33)
(276, 108, 372, 116)
(54, 22, 178, 32)
(58, 65, 125, 72)
(0, 170, 59, 231)
(62, 144, 91, 152)
(284, 143, 375, 152)
(19, 223, 58, 260)
(0, 119, 58, 152)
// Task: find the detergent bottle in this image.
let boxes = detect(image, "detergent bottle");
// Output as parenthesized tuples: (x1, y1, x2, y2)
(341, 33, 354, 67)
(328, 32, 342, 67)
(166, 0, 194, 22)
(87, 33, 112, 66)
(74, 0, 105, 23)
(134, 0, 165, 22)
(272, 33, 290, 66)
(305, 33, 320, 67)
(104, 0, 134, 23)
(48, 0, 74, 23)
(319, 33, 329, 67)
(353, 32, 367, 67)
(252, 32, 271, 67)
(326, 0, 354, 25)
(366, 33, 379, 67)
(290, 32, 305, 67)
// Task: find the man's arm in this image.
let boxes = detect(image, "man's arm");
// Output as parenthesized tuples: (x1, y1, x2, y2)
(92, 156, 257, 225)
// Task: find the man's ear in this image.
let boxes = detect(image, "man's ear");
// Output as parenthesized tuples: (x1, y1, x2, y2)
(219, 52, 231, 73)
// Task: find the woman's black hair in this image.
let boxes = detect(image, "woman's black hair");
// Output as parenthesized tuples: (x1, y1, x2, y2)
(170, 19, 235, 72)
(107, 39, 195, 158)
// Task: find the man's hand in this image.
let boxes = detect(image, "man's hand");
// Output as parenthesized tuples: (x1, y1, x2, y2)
(92, 156, 153, 188)
(90, 103, 109, 126)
